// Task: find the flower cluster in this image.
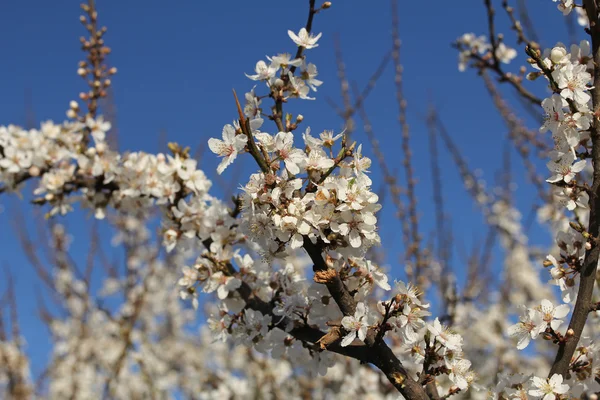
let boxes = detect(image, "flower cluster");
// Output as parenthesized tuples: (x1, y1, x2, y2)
(508, 299, 570, 350)
(425, 318, 474, 390)
(553, 0, 574, 15)
(544, 229, 587, 304)
(237, 128, 380, 256)
(12, 0, 597, 397)
(194, 25, 477, 397)
(0, 340, 32, 397)
(0, 116, 217, 224)
(523, 41, 595, 314)
(455, 33, 517, 71)
(535, 42, 592, 186)
(32, 217, 404, 400)
(243, 27, 323, 102)
(490, 373, 570, 399)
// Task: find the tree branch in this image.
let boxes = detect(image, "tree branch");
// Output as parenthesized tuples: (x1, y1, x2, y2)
(549, 0, 600, 377)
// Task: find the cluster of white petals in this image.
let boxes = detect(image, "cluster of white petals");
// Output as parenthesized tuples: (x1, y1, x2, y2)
(507, 299, 569, 350)
(553, 0, 574, 15)
(13, 0, 600, 398)
(456, 33, 517, 71)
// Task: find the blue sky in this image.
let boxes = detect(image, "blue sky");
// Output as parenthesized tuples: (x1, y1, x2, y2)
(0, 0, 577, 381)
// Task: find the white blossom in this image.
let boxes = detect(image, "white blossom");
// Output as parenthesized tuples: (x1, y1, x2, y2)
(288, 27, 322, 49)
(340, 302, 369, 347)
(529, 374, 570, 399)
(508, 307, 544, 350)
(208, 124, 247, 174)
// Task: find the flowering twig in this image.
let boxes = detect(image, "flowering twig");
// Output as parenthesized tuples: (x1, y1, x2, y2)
(233, 90, 270, 174)
(75, 0, 116, 145)
(548, 0, 600, 378)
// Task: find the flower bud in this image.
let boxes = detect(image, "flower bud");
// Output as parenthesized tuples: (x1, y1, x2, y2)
(322, 1, 332, 8)
(569, 221, 583, 232)
(66, 109, 77, 119)
(77, 68, 87, 76)
(265, 173, 277, 185)
(586, 241, 592, 250)
(69, 100, 79, 109)
(28, 166, 40, 177)
(550, 47, 567, 64)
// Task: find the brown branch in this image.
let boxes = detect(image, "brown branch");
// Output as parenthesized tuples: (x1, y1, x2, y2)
(269, 0, 321, 133)
(12, 207, 59, 296)
(4, 272, 20, 347)
(503, 0, 533, 47)
(79, 0, 113, 120)
(351, 82, 411, 275)
(481, 71, 551, 204)
(426, 105, 454, 315)
(84, 221, 99, 285)
(215, 139, 430, 398)
(466, 48, 542, 105)
(333, 34, 355, 139)
(426, 106, 446, 263)
(464, 228, 496, 304)
(392, 0, 425, 285)
(456, 1, 542, 106)
(100, 86, 119, 150)
(549, 0, 600, 377)
(104, 258, 158, 396)
(484, 0, 500, 67)
(327, 51, 392, 122)
(233, 90, 270, 174)
(516, 0, 540, 44)
(0, 286, 31, 400)
(435, 114, 527, 252)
